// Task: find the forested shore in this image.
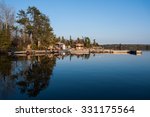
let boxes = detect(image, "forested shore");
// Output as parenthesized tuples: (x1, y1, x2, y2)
(0, 2, 99, 54)
(102, 44, 150, 51)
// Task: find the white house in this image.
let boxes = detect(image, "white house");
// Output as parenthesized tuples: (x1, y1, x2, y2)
(55, 42, 66, 50)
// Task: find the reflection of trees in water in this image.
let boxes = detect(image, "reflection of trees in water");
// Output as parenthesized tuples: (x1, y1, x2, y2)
(16, 56, 56, 97)
(0, 56, 17, 98)
(0, 54, 91, 98)
(0, 56, 12, 80)
(69, 54, 91, 61)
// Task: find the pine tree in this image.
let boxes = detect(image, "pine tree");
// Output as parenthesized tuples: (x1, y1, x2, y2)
(17, 6, 55, 49)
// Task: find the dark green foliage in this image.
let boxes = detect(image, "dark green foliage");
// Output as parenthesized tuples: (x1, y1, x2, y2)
(103, 44, 150, 50)
(16, 56, 56, 97)
(0, 23, 11, 52)
(0, 56, 12, 78)
(16, 6, 55, 49)
(84, 37, 91, 48)
(54, 36, 98, 48)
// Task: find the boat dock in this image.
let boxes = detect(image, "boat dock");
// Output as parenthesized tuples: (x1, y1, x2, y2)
(8, 50, 58, 55)
(8, 49, 142, 56)
(90, 49, 142, 55)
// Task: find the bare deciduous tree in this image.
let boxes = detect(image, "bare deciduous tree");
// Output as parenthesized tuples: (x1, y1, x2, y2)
(0, 0, 15, 29)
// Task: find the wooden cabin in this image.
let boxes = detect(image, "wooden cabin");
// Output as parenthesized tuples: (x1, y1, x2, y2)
(75, 43, 84, 50)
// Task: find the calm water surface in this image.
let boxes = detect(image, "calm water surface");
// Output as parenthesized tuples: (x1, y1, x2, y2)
(0, 52, 150, 100)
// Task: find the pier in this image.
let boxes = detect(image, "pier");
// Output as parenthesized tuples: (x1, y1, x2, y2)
(8, 50, 59, 55)
(8, 49, 142, 56)
(90, 49, 142, 55)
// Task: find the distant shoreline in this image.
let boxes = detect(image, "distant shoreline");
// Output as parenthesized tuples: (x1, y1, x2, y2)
(102, 44, 150, 50)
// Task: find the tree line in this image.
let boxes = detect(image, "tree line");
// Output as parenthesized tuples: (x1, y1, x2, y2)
(102, 44, 150, 50)
(0, 1, 14, 53)
(0, 2, 99, 54)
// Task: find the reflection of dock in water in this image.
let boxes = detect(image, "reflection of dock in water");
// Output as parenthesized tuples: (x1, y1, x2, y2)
(8, 50, 67, 56)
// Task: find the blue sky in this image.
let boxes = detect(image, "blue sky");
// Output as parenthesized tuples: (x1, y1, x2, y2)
(3, 0, 150, 44)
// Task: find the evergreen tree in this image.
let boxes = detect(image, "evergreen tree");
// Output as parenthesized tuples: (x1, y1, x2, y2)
(69, 35, 74, 47)
(0, 23, 11, 51)
(84, 37, 91, 48)
(17, 6, 55, 49)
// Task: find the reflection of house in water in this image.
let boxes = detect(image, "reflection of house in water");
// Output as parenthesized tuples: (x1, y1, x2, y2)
(55, 42, 66, 50)
(75, 43, 84, 50)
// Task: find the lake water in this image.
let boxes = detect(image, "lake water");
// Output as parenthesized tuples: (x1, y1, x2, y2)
(0, 52, 150, 100)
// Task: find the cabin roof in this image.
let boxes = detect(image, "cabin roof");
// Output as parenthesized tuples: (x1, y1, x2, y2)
(56, 42, 65, 45)
(75, 43, 84, 47)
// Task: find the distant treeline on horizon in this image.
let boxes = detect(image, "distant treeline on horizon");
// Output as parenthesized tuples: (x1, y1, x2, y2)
(102, 44, 150, 50)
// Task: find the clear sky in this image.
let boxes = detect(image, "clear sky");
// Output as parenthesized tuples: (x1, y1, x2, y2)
(2, 0, 150, 44)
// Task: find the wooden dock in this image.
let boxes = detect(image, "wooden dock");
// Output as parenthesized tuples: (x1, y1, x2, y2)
(90, 49, 142, 55)
(8, 50, 58, 55)
(8, 49, 142, 56)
